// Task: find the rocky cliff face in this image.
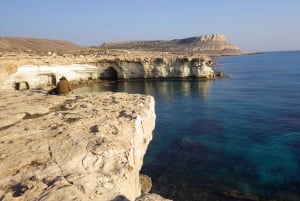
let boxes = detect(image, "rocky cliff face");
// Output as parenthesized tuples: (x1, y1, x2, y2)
(1, 57, 218, 90)
(101, 34, 241, 54)
(0, 90, 170, 201)
(95, 57, 216, 80)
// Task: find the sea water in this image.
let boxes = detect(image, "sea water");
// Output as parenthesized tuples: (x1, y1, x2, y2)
(74, 51, 300, 201)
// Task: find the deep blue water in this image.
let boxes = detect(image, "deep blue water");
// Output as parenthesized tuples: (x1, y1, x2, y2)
(75, 51, 300, 201)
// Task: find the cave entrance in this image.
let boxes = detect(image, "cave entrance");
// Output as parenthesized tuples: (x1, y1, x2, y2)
(14, 81, 30, 90)
(100, 67, 118, 81)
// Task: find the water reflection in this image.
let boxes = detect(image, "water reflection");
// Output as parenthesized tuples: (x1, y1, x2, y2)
(74, 80, 213, 100)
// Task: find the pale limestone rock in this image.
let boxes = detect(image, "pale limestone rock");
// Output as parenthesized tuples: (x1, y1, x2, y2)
(1, 58, 217, 90)
(96, 59, 216, 80)
(199, 33, 227, 42)
(1, 64, 98, 90)
(0, 90, 167, 201)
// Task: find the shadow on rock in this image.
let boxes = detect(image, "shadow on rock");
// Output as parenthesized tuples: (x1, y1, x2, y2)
(111, 195, 130, 201)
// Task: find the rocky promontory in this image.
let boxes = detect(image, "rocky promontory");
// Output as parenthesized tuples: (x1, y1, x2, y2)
(0, 34, 245, 201)
(0, 34, 243, 91)
(101, 34, 242, 54)
(0, 90, 170, 201)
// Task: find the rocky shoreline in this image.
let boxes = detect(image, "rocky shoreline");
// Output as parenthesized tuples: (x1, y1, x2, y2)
(0, 49, 226, 92)
(0, 90, 171, 201)
(0, 48, 226, 200)
(0, 34, 249, 201)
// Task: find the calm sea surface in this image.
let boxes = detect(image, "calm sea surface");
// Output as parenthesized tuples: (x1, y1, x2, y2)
(75, 51, 300, 201)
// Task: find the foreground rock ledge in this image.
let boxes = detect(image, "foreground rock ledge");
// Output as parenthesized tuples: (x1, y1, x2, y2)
(0, 90, 171, 201)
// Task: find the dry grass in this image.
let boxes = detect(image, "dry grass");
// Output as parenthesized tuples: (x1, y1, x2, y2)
(0, 37, 83, 53)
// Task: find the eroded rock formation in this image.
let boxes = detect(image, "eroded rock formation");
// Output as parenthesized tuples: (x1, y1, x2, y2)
(1, 57, 218, 90)
(0, 90, 170, 201)
(95, 57, 216, 80)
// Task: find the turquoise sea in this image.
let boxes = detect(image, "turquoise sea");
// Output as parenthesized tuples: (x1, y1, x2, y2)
(75, 51, 300, 201)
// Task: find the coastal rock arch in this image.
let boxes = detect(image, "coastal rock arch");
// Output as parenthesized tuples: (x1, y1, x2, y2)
(100, 66, 118, 81)
(96, 62, 126, 81)
(14, 81, 30, 90)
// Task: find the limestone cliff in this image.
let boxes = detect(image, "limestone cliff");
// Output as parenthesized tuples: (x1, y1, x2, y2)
(1, 57, 220, 90)
(0, 90, 170, 201)
(101, 34, 241, 54)
(95, 57, 217, 80)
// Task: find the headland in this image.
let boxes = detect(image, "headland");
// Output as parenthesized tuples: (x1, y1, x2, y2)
(0, 34, 245, 201)
(0, 34, 252, 91)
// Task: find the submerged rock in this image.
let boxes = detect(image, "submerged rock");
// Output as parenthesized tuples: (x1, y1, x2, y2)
(222, 189, 260, 201)
(136, 193, 172, 201)
(139, 174, 152, 193)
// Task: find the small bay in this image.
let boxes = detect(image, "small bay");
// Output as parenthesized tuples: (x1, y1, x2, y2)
(74, 51, 300, 201)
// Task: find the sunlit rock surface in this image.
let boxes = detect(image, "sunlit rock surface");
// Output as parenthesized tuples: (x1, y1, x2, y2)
(1, 64, 98, 90)
(0, 90, 170, 201)
(1, 55, 217, 90)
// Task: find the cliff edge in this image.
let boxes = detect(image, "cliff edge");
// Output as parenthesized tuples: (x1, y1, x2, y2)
(0, 90, 170, 201)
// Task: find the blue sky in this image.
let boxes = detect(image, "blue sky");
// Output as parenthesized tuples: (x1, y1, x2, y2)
(0, 0, 299, 51)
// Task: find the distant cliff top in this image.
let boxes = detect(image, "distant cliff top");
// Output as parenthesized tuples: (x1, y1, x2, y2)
(0, 34, 243, 55)
(101, 34, 242, 54)
(172, 34, 227, 43)
(0, 37, 83, 53)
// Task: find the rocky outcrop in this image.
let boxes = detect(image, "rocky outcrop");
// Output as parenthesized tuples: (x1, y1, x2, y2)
(199, 34, 227, 42)
(1, 64, 99, 90)
(101, 34, 241, 54)
(95, 57, 216, 80)
(1, 57, 219, 90)
(0, 90, 170, 201)
(176, 34, 240, 53)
